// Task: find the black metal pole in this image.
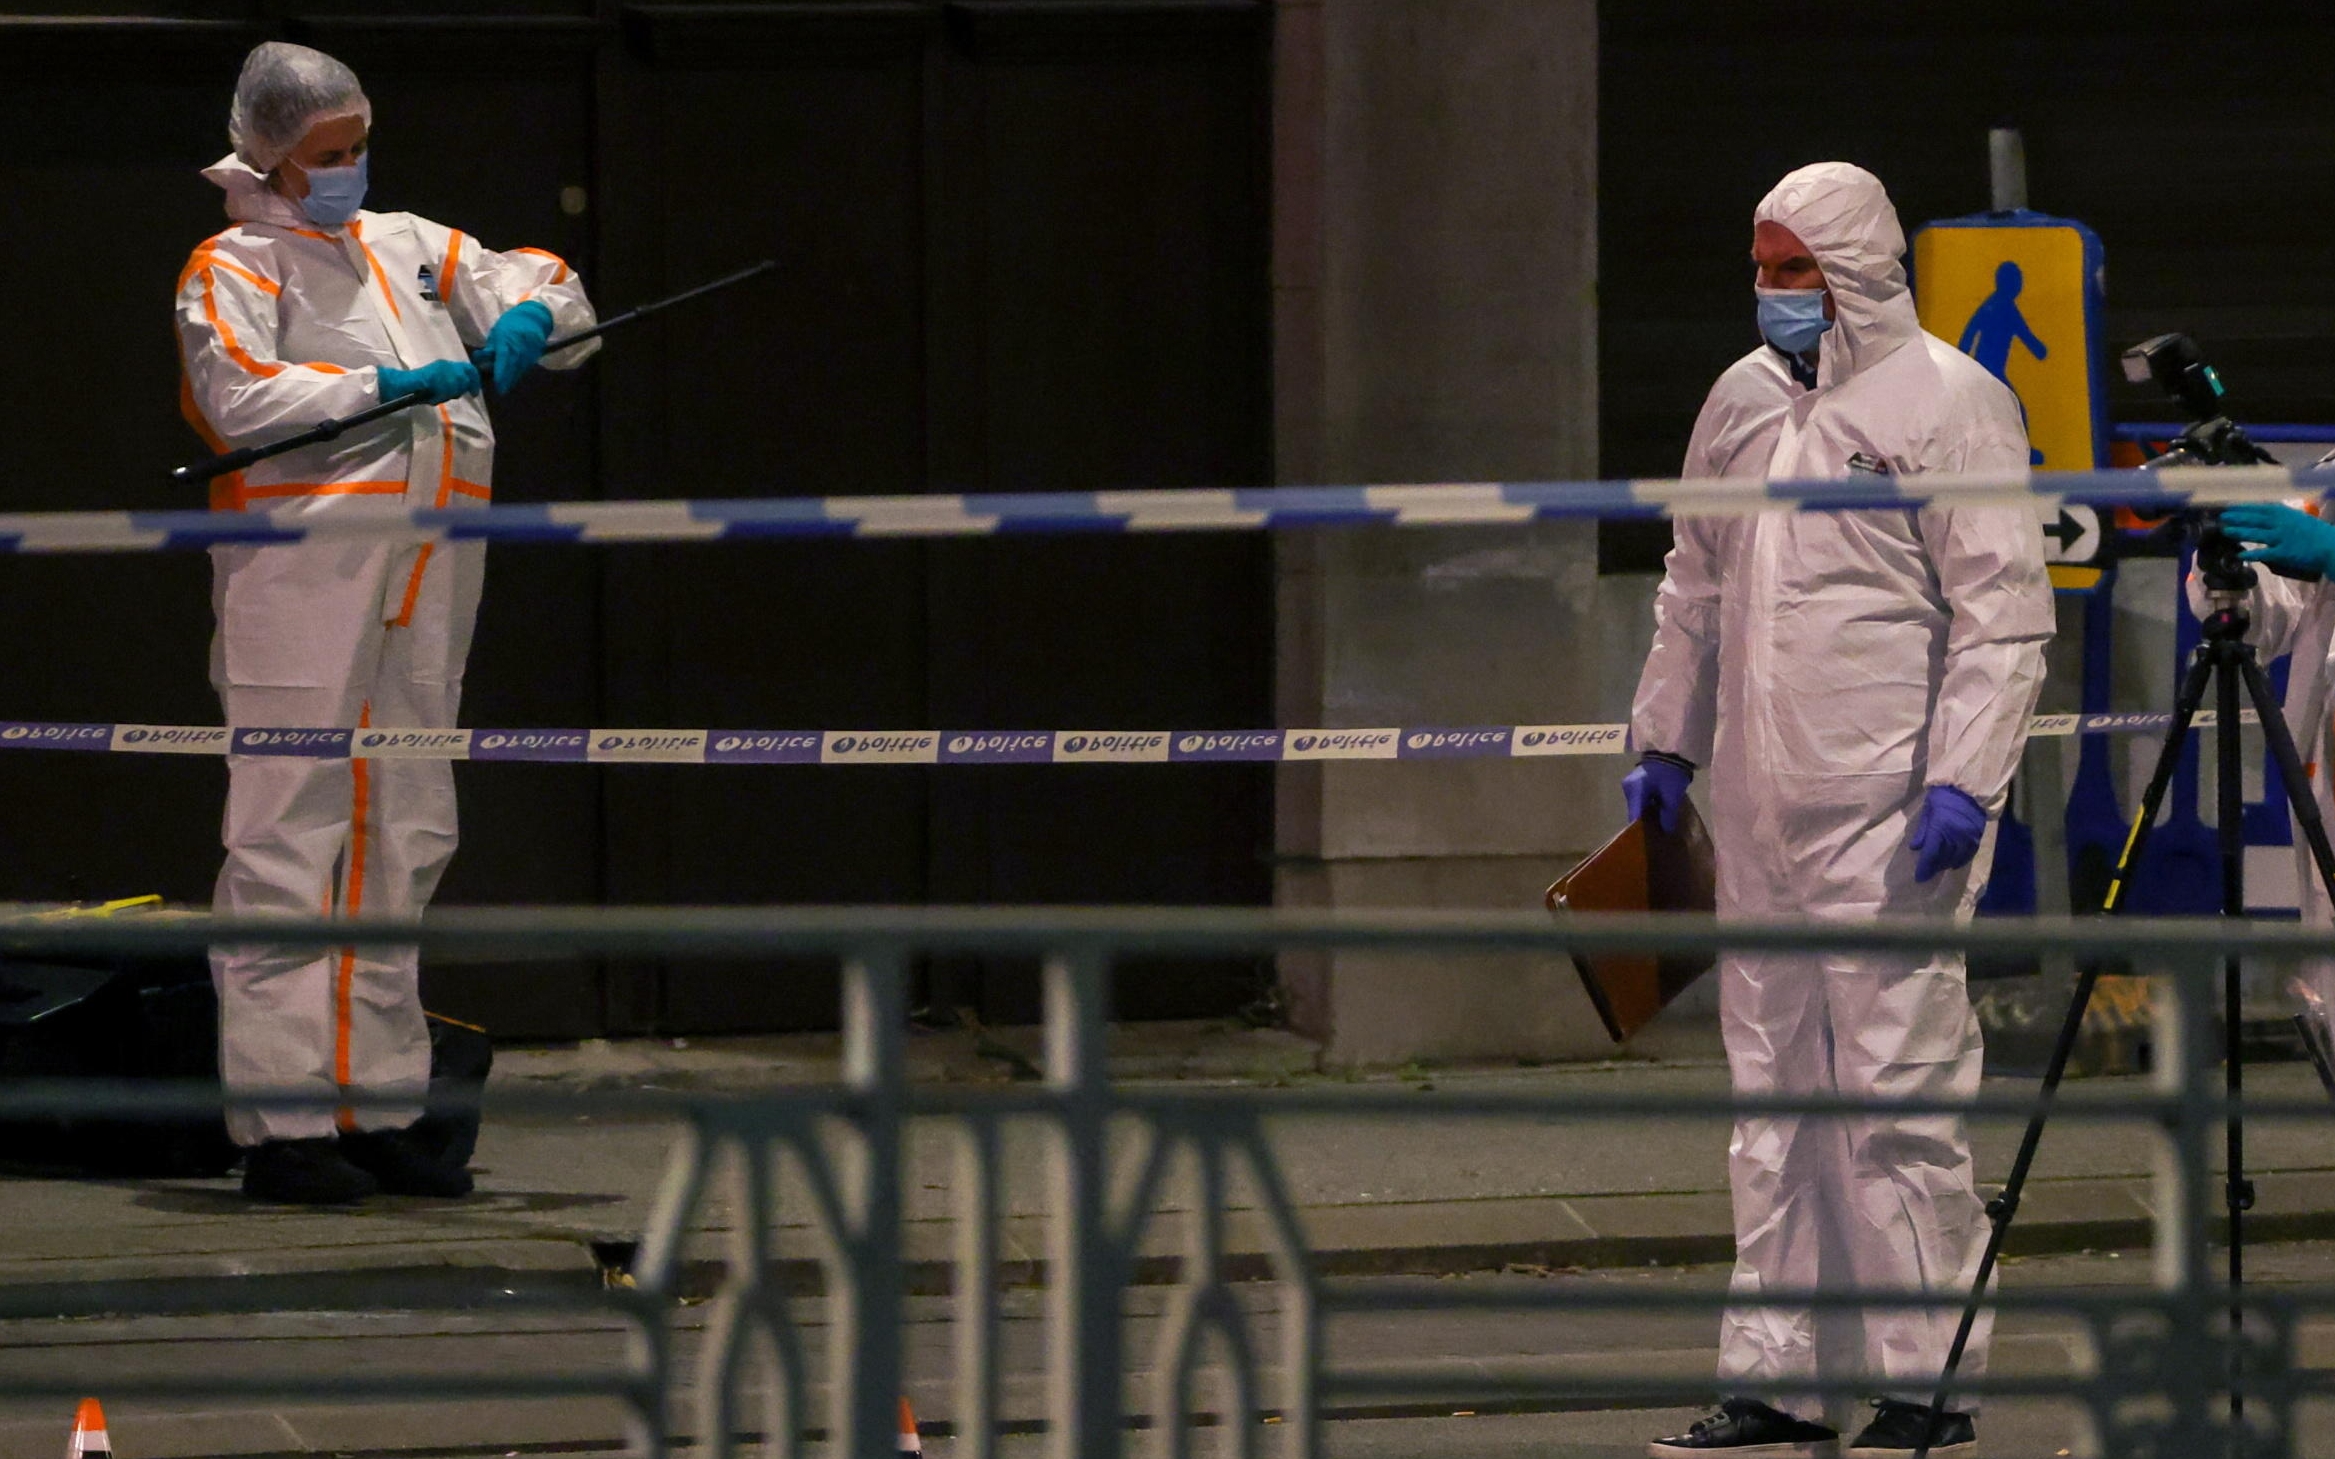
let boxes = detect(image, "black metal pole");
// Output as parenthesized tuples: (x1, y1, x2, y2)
(172, 391, 434, 486)
(170, 259, 777, 486)
(2214, 635, 2252, 1433)
(535, 258, 776, 358)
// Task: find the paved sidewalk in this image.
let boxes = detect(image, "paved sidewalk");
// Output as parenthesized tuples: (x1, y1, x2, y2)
(11, 1250, 2275, 1459)
(6, 1018, 2335, 1307)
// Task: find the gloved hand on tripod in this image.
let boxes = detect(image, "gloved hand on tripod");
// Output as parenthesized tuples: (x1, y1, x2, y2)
(2218, 502, 2335, 579)
(1909, 784, 1987, 883)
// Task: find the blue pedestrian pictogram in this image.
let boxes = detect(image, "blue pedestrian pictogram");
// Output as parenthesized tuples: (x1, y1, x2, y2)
(1957, 261, 2050, 464)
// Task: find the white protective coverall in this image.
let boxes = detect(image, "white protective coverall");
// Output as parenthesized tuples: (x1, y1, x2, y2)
(2187, 551, 2335, 1026)
(177, 157, 597, 1145)
(1629, 163, 2053, 1419)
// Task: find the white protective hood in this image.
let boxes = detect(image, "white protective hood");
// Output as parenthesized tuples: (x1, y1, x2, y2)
(1754, 162, 1923, 389)
(201, 153, 315, 230)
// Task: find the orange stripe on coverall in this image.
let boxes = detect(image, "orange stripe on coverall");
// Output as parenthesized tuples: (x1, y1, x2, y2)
(171, 377, 383, 513)
(390, 407, 460, 628)
(347, 223, 405, 324)
(179, 376, 249, 511)
(177, 233, 232, 293)
(510, 247, 573, 285)
(199, 271, 285, 380)
(179, 247, 281, 299)
(440, 231, 465, 305)
(194, 267, 354, 382)
(213, 479, 407, 513)
(336, 704, 375, 1132)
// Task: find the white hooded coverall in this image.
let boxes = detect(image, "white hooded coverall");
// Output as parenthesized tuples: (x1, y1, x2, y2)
(1629, 163, 2053, 1418)
(176, 157, 597, 1145)
(2187, 553, 2335, 1022)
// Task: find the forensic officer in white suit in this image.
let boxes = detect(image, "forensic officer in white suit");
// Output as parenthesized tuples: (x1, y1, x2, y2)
(1626, 163, 2053, 1459)
(177, 41, 597, 1204)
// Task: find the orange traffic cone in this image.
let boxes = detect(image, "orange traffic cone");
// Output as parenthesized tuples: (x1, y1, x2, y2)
(897, 1396, 921, 1457)
(66, 1399, 111, 1459)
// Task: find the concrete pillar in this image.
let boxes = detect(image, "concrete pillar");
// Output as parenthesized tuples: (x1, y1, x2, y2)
(1273, 0, 1636, 1064)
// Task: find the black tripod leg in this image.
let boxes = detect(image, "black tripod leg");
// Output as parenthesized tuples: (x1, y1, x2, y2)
(2226, 650, 2335, 1427)
(2242, 651, 2335, 1093)
(1913, 650, 2216, 1459)
(2242, 652, 2335, 911)
(2105, 648, 2219, 915)
(2215, 645, 2250, 1428)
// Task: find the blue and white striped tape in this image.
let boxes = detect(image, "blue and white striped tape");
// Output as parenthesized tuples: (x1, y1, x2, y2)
(0, 712, 2244, 764)
(8, 465, 2334, 552)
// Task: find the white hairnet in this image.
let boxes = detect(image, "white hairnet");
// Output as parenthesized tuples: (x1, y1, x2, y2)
(228, 42, 371, 173)
(1754, 162, 1923, 382)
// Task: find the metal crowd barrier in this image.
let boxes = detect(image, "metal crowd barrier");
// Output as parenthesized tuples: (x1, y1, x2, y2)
(2, 906, 2332, 1459)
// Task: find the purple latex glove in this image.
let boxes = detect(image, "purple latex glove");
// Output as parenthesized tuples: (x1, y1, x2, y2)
(1909, 784, 1987, 883)
(1622, 753, 1694, 835)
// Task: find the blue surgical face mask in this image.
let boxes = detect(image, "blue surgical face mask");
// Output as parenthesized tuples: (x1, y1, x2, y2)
(297, 152, 369, 227)
(1755, 285, 1832, 356)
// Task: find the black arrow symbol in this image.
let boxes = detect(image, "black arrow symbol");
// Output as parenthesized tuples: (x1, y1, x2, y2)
(2043, 507, 2087, 552)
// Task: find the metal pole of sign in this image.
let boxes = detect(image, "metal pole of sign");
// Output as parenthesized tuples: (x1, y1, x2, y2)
(1990, 127, 2028, 213)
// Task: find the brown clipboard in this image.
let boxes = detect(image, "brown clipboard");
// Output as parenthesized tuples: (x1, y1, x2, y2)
(1544, 801, 1718, 1043)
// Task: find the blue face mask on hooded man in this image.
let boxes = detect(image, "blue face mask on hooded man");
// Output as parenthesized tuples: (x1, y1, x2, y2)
(1755, 285, 1833, 356)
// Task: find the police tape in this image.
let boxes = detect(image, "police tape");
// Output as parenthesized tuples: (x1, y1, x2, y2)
(0, 713, 2253, 764)
(6, 464, 2334, 552)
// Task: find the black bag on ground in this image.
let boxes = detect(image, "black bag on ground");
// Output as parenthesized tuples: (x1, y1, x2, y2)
(413, 1013, 493, 1170)
(0, 955, 236, 1177)
(0, 957, 491, 1179)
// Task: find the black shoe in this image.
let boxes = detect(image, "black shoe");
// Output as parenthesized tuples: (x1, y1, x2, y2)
(341, 1126, 475, 1198)
(1845, 1399, 1974, 1459)
(1649, 1398, 1840, 1458)
(242, 1138, 378, 1205)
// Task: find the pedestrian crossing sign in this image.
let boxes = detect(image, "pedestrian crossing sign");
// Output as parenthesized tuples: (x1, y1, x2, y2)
(1912, 211, 2108, 478)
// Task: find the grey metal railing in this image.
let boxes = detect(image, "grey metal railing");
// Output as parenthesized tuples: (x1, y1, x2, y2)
(2, 906, 2332, 1459)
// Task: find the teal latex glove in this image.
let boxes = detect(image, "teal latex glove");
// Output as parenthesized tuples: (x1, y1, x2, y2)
(469, 301, 557, 396)
(377, 360, 481, 406)
(2218, 503, 2335, 578)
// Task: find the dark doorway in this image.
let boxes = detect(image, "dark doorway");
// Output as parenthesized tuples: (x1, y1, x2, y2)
(0, 1, 1274, 1036)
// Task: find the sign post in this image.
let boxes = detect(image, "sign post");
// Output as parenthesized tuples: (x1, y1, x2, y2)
(1913, 208, 2111, 584)
(1915, 206, 2112, 978)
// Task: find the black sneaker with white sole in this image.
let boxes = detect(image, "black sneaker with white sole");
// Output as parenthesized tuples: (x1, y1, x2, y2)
(1844, 1399, 1975, 1459)
(1649, 1398, 1841, 1458)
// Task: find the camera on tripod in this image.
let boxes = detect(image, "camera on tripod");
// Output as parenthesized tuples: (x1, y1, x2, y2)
(2122, 332, 2274, 471)
(2121, 332, 2286, 592)
(1926, 336, 2335, 1437)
